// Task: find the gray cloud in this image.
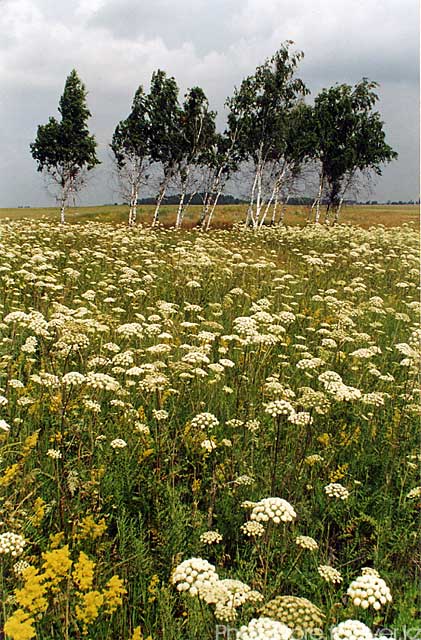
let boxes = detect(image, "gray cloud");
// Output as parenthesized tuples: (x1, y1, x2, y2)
(0, 0, 418, 207)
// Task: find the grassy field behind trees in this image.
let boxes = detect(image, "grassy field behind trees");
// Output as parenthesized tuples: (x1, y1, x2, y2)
(0, 204, 418, 229)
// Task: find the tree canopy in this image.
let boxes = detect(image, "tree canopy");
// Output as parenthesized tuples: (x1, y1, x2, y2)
(30, 69, 99, 222)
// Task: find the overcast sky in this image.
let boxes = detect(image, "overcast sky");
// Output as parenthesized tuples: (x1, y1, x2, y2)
(0, 0, 419, 207)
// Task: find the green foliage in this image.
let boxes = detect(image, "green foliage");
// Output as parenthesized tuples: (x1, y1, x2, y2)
(311, 79, 398, 210)
(111, 86, 149, 169)
(30, 69, 99, 180)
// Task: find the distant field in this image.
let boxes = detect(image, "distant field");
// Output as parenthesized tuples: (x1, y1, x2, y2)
(0, 203, 418, 228)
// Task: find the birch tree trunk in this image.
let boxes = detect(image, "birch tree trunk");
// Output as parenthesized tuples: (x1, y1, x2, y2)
(271, 189, 279, 225)
(198, 192, 210, 229)
(333, 196, 344, 225)
(312, 172, 324, 224)
(254, 167, 263, 228)
(175, 169, 190, 230)
(205, 190, 222, 231)
(128, 183, 138, 227)
(60, 198, 66, 224)
(279, 194, 290, 225)
(246, 170, 259, 227)
(152, 174, 170, 227)
(260, 164, 286, 228)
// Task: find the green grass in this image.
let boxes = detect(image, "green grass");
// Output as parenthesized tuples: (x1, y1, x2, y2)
(0, 219, 419, 639)
(0, 202, 419, 228)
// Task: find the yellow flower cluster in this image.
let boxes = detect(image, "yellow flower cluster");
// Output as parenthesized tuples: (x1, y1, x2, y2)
(77, 514, 107, 540)
(4, 540, 126, 639)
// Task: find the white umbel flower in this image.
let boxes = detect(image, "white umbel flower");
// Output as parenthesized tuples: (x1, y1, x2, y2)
(200, 531, 223, 545)
(110, 438, 127, 449)
(331, 620, 373, 640)
(171, 557, 219, 597)
(250, 497, 296, 524)
(347, 568, 392, 610)
(324, 483, 350, 500)
(237, 617, 293, 640)
(0, 532, 26, 556)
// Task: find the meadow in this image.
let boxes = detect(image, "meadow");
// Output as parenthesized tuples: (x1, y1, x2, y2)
(0, 203, 419, 229)
(0, 215, 419, 639)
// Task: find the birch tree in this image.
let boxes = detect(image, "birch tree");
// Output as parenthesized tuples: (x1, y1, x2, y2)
(228, 43, 308, 228)
(174, 86, 216, 229)
(30, 70, 99, 223)
(147, 70, 183, 227)
(311, 79, 397, 224)
(111, 86, 149, 226)
(198, 132, 239, 230)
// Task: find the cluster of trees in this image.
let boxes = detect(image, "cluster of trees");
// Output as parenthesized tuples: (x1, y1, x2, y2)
(30, 42, 397, 227)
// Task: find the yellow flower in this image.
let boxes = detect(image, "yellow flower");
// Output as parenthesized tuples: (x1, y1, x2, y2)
(15, 567, 48, 614)
(4, 608, 36, 640)
(147, 574, 159, 603)
(73, 551, 95, 592)
(329, 464, 349, 482)
(317, 433, 330, 448)
(22, 431, 39, 457)
(41, 545, 72, 588)
(130, 627, 153, 640)
(0, 463, 20, 487)
(103, 574, 126, 613)
(49, 532, 65, 548)
(30, 497, 46, 527)
(77, 515, 107, 541)
(75, 590, 104, 632)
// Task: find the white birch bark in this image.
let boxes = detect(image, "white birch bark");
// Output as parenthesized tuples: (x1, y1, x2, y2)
(279, 193, 290, 226)
(312, 171, 324, 224)
(60, 198, 66, 224)
(152, 173, 171, 227)
(205, 189, 222, 231)
(246, 170, 259, 227)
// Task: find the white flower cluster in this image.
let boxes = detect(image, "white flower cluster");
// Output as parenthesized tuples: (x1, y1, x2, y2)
(347, 568, 392, 610)
(13, 559, 31, 575)
(406, 486, 421, 499)
(85, 372, 120, 391)
(318, 565, 342, 584)
(295, 535, 319, 550)
(171, 558, 262, 621)
(289, 411, 313, 426)
(250, 497, 296, 524)
(241, 521, 265, 538)
(237, 617, 292, 640)
(214, 579, 263, 621)
(46, 448, 62, 459)
(171, 558, 220, 597)
(264, 400, 295, 417)
(331, 620, 373, 640)
(200, 531, 223, 545)
(0, 419, 11, 432)
(201, 439, 217, 452)
(234, 475, 254, 486)
(318, 371, 361, 402)
(153, 409, 168, 421)
(62, 371, 86, 386)
(21, 336, 38, 354)
(324, 483, 350, 500)
(0, 532, 26, 556)
(296, 357, 324, 370)
(110, 438, 127, 449)
(116, 323, 144, 337)
(191, 412, 219, 431)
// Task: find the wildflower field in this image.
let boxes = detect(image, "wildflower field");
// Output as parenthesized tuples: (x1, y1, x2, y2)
(0, 219, 419, 639)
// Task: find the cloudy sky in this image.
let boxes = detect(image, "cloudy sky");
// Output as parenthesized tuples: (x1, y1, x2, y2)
(0, 0, 419, 207)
